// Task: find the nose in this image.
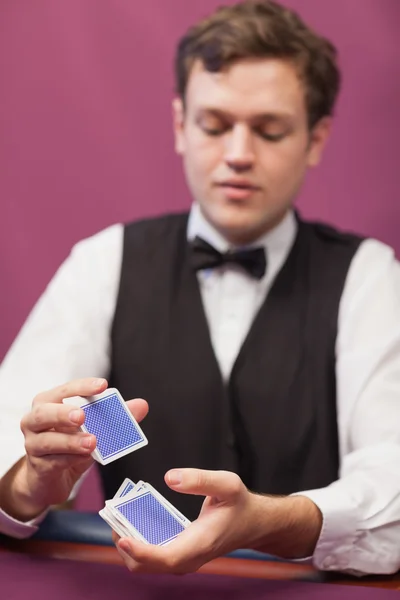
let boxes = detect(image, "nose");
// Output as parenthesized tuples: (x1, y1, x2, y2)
(224, 124, 255, 172)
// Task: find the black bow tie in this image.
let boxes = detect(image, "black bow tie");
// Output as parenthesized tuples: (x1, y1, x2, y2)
(190, 236, 267, 280)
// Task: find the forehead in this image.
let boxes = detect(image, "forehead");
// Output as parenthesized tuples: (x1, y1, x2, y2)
(185, 58, 306, 119)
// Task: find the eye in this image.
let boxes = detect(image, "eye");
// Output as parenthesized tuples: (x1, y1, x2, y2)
(197, 115, 229, 136)
(255, 128, 287, 142)
(203, 127, 227, 136)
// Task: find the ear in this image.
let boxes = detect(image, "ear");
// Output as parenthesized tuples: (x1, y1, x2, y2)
(307, 117, 332, 167)
(172, 97, 185, 155)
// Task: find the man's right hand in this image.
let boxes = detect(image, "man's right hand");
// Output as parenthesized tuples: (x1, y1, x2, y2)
(0, 378, 149, 522)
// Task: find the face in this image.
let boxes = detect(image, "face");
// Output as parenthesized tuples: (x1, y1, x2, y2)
(173, 58, 331, 244)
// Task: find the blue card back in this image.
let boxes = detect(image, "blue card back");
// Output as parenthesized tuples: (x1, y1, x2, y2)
(120, 481, 135, 496)
(115, 491, 185, 545)
(82, 392, 145, 461)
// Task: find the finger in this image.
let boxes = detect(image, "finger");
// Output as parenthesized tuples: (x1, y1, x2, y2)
(116, 542, 143, 570)
(165, 469, 244, 502)
(33, 378, 108, 406)
(125, 398, 149, 424)
(24, 395, 148, 434)
(28, 453, 94, 472)
(112, 530, 120, 545)
(117, 538, 181, 573)
(117, 521, 212, 574)
(25, 431, 96, 457)
(21, 403, 87, 434)
(57, 425, 83, 434)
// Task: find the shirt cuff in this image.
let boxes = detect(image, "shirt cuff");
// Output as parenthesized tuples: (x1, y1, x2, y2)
(293, 487, 359, 572)
(0, 506, 48, 539)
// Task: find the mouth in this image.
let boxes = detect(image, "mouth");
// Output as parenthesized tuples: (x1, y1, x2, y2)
(216, 180, 261, 200)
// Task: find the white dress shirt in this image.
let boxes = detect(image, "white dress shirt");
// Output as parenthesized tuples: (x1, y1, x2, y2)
(1, 205, 400, 575)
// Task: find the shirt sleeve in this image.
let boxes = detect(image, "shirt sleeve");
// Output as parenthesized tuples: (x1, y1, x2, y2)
(297, 238, 400, 575)
(0, 223, 123, 536)
(0, 508, 48, 539)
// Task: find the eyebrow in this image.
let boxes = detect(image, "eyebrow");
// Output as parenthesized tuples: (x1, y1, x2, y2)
(196, 107, 294, 123)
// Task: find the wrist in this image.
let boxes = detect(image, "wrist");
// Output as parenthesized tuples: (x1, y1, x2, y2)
(247, 493, 322, 559)
(0, 458, 49, 522)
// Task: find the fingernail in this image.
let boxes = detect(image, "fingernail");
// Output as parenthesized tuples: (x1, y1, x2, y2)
(69, 409, 82, 424)
(81, 436, 93, 449)
(167, 470, 182, 486)
(92, 378, 105, 387)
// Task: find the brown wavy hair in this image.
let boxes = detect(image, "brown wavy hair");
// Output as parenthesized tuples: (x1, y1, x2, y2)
(175, 0, 340, 128)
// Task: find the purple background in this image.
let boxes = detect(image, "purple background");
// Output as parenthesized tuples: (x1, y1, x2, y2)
(0, 0, 399, 509)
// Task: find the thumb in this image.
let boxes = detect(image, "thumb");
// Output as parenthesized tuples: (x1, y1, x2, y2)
(125, 398, 149, 423)
(164, 468, 244, 501)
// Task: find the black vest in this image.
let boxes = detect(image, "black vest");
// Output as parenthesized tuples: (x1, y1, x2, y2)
(99, 213, 362, 520)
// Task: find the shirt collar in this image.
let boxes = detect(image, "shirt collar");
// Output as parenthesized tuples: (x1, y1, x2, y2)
(187, 203, 297, 267)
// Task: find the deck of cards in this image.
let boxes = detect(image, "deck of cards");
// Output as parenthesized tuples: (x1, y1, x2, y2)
(64, 387, 148, 465)
(65, 387, 190, 545)
(99, 478, 191, 545)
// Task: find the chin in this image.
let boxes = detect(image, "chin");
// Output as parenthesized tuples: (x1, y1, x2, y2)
(201, 202, 270, 241)
(215, 217, 263, 244)
(213, 204, 254, 225)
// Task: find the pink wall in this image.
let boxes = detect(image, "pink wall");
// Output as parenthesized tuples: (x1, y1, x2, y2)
(0, 1, 399, 509)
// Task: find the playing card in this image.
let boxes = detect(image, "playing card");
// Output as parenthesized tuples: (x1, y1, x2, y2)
(100, 483, 191, 546)
(64, 388, 148, 465)
(138, 481, 191, 526)
(111, 489, 187, 545)
(114, 478, 136, 498)
(99, 508, 129, 539)
(118, 480, 188, 525)
(133, 480, 146, 494)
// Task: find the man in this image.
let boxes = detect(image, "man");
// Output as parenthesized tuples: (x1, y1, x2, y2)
(1, 0, 400, 576)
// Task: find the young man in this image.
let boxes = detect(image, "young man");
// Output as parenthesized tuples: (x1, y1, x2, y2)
(1, 0, 400, 576)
